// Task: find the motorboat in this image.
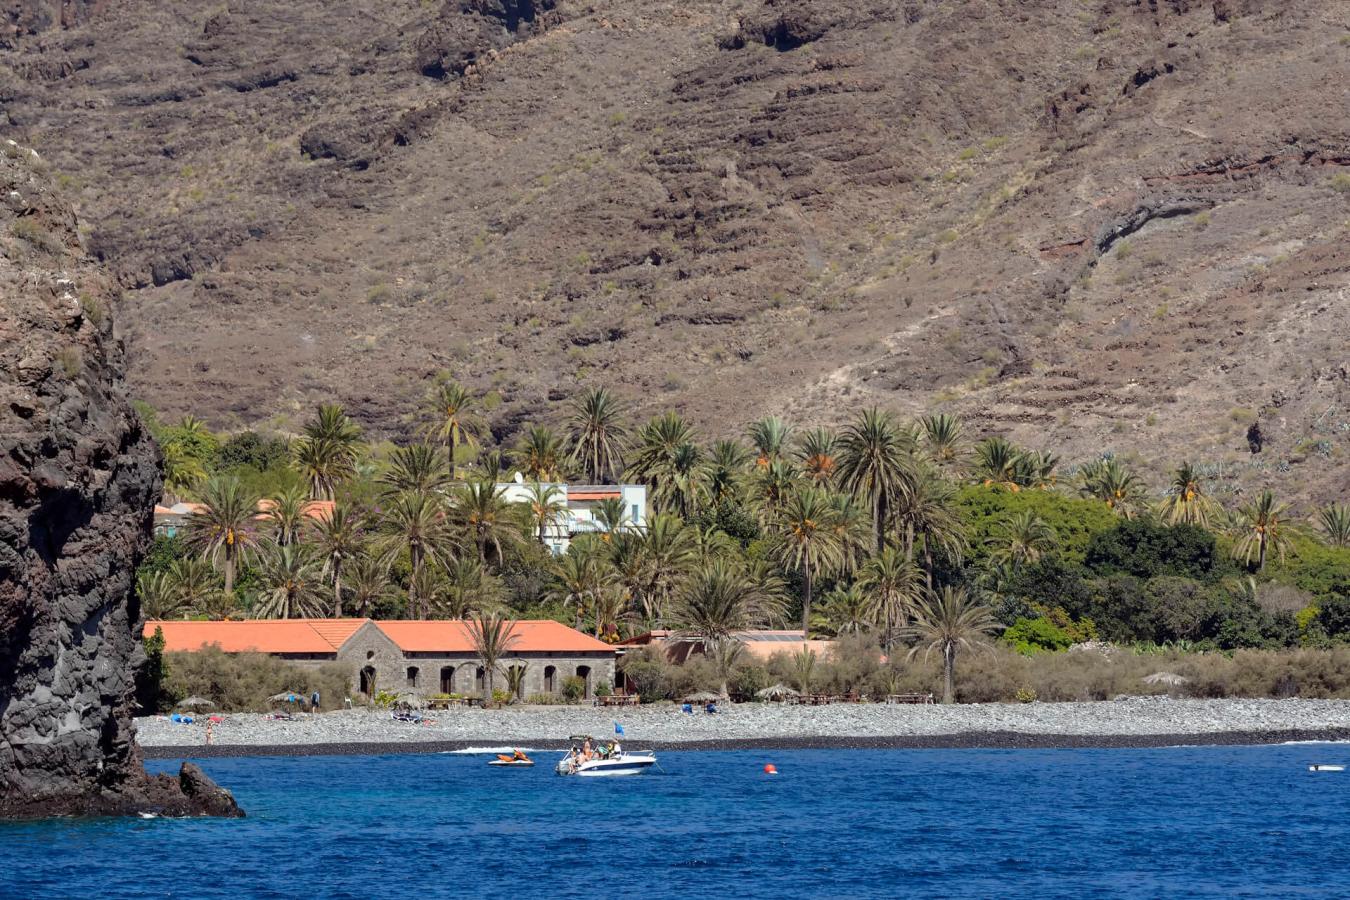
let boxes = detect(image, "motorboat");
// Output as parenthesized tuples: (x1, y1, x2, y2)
(555, 736, 656, 777)
(1309, 764, 1345, 772)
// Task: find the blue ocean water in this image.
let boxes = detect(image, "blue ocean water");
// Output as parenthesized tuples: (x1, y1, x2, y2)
(2, 744, 1348, 899)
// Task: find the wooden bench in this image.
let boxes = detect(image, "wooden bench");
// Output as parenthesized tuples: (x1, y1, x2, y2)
(885, 692, 935, 705)
(595, 694, 641, 707)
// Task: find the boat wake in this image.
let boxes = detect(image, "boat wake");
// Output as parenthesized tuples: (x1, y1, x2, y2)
(442, 746, 539, 755)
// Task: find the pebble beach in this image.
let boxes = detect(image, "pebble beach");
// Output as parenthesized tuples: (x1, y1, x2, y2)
(136, 698, 1350, 757)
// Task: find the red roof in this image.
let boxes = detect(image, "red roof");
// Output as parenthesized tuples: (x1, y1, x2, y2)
(144, 619, 362, 654)
(568, 490, 621, 501)
(374, 620, 613, 653)
(144, 618, 612, 654)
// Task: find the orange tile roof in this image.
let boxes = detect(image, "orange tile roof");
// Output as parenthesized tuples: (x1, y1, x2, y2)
(153, 505, 177, 516)
(375, 619, 613, 654)
(255, 498, 335, 521)
(144, 619, 365, 654)
(144, 618, 613, 655)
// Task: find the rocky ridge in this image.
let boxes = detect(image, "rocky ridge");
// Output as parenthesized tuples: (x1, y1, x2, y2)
(0, 0, 1348, 501)
(0, 140, 238, 817)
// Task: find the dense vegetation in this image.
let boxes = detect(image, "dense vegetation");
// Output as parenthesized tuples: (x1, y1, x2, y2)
(134, 383, 1350, 701)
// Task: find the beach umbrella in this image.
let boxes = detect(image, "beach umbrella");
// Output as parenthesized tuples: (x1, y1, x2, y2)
(268, 692, 305, 704)
(755, 684, 800, 701)
(177, 696, 215, 709)
(683, 691, 722, 703)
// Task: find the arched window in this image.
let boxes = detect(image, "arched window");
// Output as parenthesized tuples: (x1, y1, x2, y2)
(475, 666, 485, 693)
(440, 666, 455, 694)
(406, 666, 419, 688)
(543, 665, 557, 694)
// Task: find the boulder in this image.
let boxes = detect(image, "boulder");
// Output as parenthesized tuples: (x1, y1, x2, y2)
(0, 140, 239, 818)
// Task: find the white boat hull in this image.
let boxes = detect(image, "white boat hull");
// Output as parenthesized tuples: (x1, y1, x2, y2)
(556, 753, 656, 777)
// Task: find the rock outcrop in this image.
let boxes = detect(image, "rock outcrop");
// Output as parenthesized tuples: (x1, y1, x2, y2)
(0, 141, 239, 818)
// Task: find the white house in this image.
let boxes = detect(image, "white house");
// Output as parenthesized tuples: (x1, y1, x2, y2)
(497, 481, 647, 554)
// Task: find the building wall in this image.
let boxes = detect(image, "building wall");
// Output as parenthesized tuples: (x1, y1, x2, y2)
(334, 624, 615, 699)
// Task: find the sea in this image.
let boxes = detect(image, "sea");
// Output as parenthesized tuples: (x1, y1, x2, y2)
(3, 743, 1348, 899)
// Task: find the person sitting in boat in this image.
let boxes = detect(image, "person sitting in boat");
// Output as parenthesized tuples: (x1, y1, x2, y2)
(512, 748, 529, 762)
(610, 740, 622, 756)
(581, 737, 593, 761)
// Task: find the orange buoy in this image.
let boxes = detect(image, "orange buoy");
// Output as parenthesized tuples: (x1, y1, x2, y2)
(764, 763, 778, 775)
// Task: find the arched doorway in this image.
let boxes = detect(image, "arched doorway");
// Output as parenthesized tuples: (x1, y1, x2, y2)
(440, 666, 455, 694)
(406, 666, 419, 689)
(575, 665, 592, 699)
(508, 664, 527, 700)
(475, 666, 485, 694)
(543, 665, 557, 694)
(360, 666, 377, 698)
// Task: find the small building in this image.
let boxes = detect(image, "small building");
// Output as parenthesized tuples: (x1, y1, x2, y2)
(145, 618, 617, 700)
(495, 482, 647, 554)
(615, 629, 834, 664)
(152, 499, 335, 539)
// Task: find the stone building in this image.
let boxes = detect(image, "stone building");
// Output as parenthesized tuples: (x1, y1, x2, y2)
(146, 618, 617, 700)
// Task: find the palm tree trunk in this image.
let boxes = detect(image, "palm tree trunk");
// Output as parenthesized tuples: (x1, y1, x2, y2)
(449, 430, 458, 481)
(1258, 535, 1266, 572)
(942, 643, 955, 704)
(333, 563, 343, 618)
(801, 566, 813, 637)
(923, 544, 934, 590)
(224, 548, 236, 598)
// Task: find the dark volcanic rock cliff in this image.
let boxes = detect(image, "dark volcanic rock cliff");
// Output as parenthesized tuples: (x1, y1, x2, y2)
(0, 141, 238, 817)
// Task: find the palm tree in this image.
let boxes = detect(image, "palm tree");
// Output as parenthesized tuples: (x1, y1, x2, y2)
(1078, 457, 1147, 518)
(1159, 462, 1217, 528)
(452, 480, 525, 567)
(671, 558, 786, 648)
(591, 583, 633, 641)
(468, 611, 520, 704)
(1232, 489, 1295, 572)
(660, 442, 710, 519)
(160, 441, 208, 501)
(837, 407, 916, 552)
(1317, 503, 1350, 548)
(707, 638, 746, 698)
(292, 403, 363, 500)
(261, 484, 309, 546)
(409, 563, 449, 619)
(859, 547, 923, 652)
(167, 557, 221, 617)
(379, 490, 452, 617)
(1015, 450, 1059, 490)
(894, 470, 967, 584)
(514, 425, 568, 482)
(313, 504, 364, 617)
(505, 663, 529, 702)
(636, 514, 696, 626)
(796, 427, 840, 487)
(438, 557, 502, 619)
(425, 380, 483, 480)
(549, 540, 614, 631)
(381, 443, 449, 496)
(187, 476, 261, 598)
(595, 496, 631, 536)
(567, 387, 627, 483)
(626, 412, 698, 487)
(973, 437, 1024, 490)
(749, 458, 799, 524)
(748, 415, 794, 468)
(706, 439, 752, 504)
(137, 570, 188, 620)
(815, 583, 878, 636)
(826, 491, 873, 577)
(904, 586, 999, 704)
(920, 413, 965, 472)
(522, 481, 569, 546)
(988, 510, 1057, 572)
(253, 542, 329, 619)
(343, 552, 392, 618)
(473, 448, 511, 483)
(771, 487, 844, 636)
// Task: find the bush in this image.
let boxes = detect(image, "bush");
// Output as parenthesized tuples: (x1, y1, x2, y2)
(163, 647, 351, 712)
(526, 693, 565, 705)
(561, 675, 587, 701)
(1085, 519, 1223, 581)
(619, 647, 675, 702)
(957, 484, 1117, 565)
(491, 688, 512, 706)
(594, 680, 611, 697)
(1003, 617, 1073, 654)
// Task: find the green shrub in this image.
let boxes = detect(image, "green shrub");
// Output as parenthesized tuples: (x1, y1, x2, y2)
(1085, 519, 1224, 581)
(164, 646, 351, 712)
(561, 675, 587, 701)
(594, 680, 611, 697)
(526, 692, 565, 705)
(491, 688, 513, 706)
(1003, 617, 1073, 654)
(957, 485, 1117, 564)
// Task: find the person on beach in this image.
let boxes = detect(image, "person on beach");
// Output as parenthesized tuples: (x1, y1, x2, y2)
(311, 690, 320, 713)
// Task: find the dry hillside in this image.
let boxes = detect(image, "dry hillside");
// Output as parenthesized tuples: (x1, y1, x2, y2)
(2, 0, 1348, 501)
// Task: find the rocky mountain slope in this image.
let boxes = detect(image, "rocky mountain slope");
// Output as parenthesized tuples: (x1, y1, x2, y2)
(2, 0, 1348, 501)
(0, 139, 237, 817)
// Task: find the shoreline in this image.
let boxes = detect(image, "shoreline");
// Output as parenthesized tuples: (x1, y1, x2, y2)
(140, 728, 1350, 760)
